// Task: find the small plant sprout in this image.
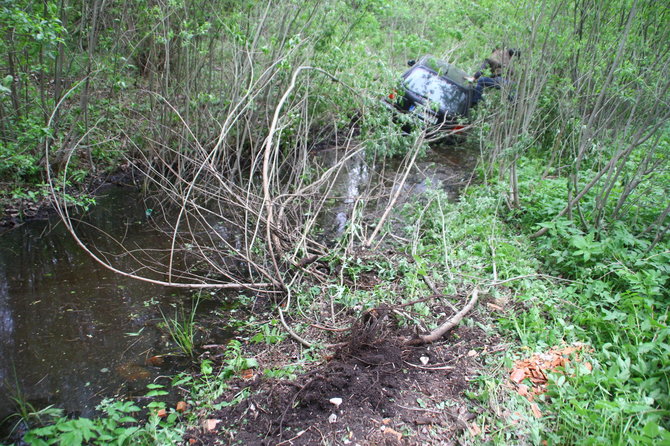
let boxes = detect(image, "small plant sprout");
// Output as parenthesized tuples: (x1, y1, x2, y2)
(160, 296, 200, 357)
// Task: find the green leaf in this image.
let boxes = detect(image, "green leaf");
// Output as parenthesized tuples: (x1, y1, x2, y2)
(201, 360, 213, 375)
(22, 432, 51, 446)
(172, 375, 192, 386)
(125, 327, 144, 336)
(118, 416, 137, 423)
(642, 421, 660, 438)
(59, 430, 83, 446)
(145, 390, 169, 397)
(637, 343, 656, 354)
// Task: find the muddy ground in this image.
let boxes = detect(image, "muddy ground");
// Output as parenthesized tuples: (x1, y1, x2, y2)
(186, 296, 503, 446)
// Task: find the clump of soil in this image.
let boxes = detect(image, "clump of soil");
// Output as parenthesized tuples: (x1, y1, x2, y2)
(187, 322, 498, 445)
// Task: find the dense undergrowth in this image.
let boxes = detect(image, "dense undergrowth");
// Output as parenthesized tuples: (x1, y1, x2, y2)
(472, 164, 669, 444)
(492, 161, 670, 445)
(388, 157, 669, 443)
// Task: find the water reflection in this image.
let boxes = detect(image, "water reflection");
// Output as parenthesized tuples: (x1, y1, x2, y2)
(0, 187, 192, 422)
(315, 146, 476, 237)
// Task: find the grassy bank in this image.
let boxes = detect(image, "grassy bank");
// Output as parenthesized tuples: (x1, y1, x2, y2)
(477, 159, 670, 444)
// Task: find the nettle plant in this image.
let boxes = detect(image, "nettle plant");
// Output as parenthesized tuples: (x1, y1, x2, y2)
(22, 397, 183, 446)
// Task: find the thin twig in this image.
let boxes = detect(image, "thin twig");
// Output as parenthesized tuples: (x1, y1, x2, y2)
(276, 427, 310, 445)
(403, 361, 455, 371)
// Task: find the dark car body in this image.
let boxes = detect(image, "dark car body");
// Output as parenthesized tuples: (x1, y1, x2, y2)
(388, 55, 473, 133)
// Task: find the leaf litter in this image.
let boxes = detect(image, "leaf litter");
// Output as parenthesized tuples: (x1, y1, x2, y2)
(508, 342, 593, 417)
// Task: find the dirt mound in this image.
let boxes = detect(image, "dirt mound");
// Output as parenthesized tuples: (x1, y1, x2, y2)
(187, 324, 496, 445)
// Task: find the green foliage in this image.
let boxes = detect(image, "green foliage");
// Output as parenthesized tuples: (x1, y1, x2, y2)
(0, 0, 494, 189)
(169, 341, 258, 414)
(263, 364, 301, 380)
(495, 272, 670, 444)
(2, 1, 668, 444)
(21, 341, 256, 445)
(22, 395, 183, 446)
(471, 160, 670, 444)
(220, 340, 259, 379)
(250, 319, 286, 344)
(0, 0, 64, 182)
(2, 400, 63, 438)
(390, 169, 670, 443)
(159, 297, 200, 357)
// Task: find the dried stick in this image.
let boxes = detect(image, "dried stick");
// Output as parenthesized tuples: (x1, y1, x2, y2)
(405, 288, 479, 346)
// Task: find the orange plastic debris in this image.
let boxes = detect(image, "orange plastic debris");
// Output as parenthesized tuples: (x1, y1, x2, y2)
(509, 343, 593, 401)
(530, 403, 542, 418)
(510, 368, 526, 383)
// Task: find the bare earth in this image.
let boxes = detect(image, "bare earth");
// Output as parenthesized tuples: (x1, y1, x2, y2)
(187, 296, 501, 446)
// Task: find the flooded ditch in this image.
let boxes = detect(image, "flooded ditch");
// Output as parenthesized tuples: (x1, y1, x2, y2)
(315, 144, 478, 237)
(0, 144, 476, 433)
(0, 187, 232, 428)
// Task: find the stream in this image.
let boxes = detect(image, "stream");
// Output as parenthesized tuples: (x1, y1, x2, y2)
(0, 145, 476, 432)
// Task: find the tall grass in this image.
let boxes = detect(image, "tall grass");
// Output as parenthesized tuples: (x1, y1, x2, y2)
(160, 297, 200, 357)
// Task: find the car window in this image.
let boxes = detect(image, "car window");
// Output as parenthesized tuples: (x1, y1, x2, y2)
(404, 67, 467, 114)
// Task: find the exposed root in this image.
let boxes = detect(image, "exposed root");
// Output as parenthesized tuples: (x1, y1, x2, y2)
(346, 306, 390, 350)
(405, 288, 480, 346)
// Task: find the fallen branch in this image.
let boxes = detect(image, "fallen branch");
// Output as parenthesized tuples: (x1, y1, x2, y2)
(278, 306, 313, 348)
(403, 361, 455, 371)
(405, 288, 479, 346)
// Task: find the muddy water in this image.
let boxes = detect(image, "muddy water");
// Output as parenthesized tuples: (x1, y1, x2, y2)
(0, 187, 204, 423)
(316, 146, 477, 237)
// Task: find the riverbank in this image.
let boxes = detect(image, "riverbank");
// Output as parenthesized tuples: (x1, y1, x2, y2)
(0, 164, 143, 232)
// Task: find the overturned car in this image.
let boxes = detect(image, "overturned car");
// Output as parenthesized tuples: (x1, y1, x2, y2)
(386, 55, 474, 135)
